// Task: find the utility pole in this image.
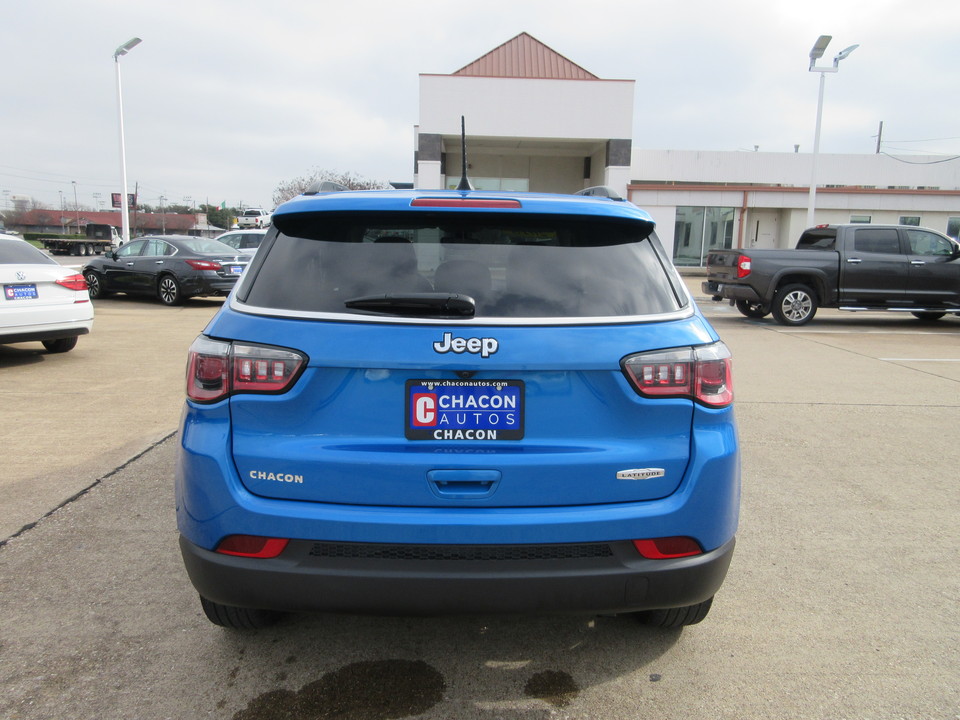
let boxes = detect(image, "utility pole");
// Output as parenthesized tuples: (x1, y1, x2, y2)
(875, 121, 883, 154)
(72, 181, 81, 236)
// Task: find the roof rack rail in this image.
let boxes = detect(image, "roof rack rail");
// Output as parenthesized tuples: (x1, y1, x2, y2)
(303, 180, 350, 196)
(575, 186, 624, 201)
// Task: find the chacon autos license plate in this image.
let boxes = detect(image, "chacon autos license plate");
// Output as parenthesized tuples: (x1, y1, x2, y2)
(228, 265, 244, 275)
(405, 379, 524, 441)
(4, 284, 38, 300)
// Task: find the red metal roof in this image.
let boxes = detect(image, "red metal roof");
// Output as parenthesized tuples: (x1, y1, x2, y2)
(454, 32, 598, 80)
(13, 208, 201, 233)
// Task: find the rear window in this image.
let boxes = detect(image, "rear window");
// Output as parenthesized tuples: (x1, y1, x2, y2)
(852, 228, 901, 255)
(240, 212, 685, 319)
(0, 240, 56, 265)
(796, 230, 837, 249)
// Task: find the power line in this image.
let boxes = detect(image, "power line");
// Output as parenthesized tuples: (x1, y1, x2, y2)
(879, 152, 960, 165)
(881, 135, 960, 143)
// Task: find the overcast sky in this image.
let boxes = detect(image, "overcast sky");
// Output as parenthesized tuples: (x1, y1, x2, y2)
(3, 0, 959, 214)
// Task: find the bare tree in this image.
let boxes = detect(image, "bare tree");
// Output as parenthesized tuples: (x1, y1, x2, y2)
(273, 169, 388, 207)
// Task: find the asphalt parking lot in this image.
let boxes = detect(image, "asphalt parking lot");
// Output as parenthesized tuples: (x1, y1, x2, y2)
(1, 269, 958, 719)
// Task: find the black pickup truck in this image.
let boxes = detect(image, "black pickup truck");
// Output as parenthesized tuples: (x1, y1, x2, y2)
(703, 224, 960, 325)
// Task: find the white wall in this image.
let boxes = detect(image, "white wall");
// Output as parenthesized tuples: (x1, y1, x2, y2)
(420, 75, 634, 139)
(631, 149, 960, 190)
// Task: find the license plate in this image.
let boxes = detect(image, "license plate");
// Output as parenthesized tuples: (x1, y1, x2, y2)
(4, 284, 38, 300)
(405, 379, 524, 440)
(229, 266, 243, 275)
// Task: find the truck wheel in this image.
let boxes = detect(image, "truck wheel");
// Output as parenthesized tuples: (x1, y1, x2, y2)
(77, 243, 87, 257)
(634, 597, 713, 628)
(772, 283, 817, 326)
(42, 336, 79, 353)
(157, 275, 184, 305)
(199, 595, 283, 629)
(911, 312, 945, 321)
(735, 300, 769, 319)
(86, 244, 95, 256)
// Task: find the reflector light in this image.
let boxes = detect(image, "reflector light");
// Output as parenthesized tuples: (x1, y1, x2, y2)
(622, 342, 733, 407)
(410, 198, 522, 208)
(216, 535, 289, 558)
(633, 537, 703, 559)
(186, 337, 306, 402)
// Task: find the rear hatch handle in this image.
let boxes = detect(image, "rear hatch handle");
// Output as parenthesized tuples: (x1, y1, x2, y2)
(427, 470, 501, 499)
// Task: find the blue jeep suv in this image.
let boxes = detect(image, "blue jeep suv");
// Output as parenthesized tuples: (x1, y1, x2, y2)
(176, 186, 739, 629)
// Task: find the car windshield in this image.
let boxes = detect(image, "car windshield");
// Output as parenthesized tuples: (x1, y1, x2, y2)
(240, 212, 685, 319)
(179, 239, 239, 255)
(0, 240, 57, 265)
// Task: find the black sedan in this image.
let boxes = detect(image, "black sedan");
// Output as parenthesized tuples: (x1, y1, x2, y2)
(82, 235, 250, 305)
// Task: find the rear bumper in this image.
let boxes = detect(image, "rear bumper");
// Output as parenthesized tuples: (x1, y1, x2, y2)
(0, 317, 92, 345)
(179, 535, 735, 615)
(702, 280, 762, 303)
(182, 275, 239, 297)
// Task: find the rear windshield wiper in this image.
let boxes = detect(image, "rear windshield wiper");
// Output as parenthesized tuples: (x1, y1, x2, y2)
(344, 293, 476, 318)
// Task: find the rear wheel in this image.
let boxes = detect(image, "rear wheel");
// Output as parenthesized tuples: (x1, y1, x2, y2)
(634, 597, 714, 629)
(772, 283, 817, 326)
(199, 596, 283, 629)
(42, 336, 79, 353)
(735, 299, 769, 319)
(157, 275, 183, 305)
(911, 311, 945, 321)
(77, 243, 87, 257)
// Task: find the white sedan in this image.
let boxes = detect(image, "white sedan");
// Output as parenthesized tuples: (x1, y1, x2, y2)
(0, 234, 94, 353)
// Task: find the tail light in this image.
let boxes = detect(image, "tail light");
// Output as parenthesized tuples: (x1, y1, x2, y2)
(736, 255, 752, 278)
(56, 273, 89, 292)
(186, 336, 306, 403)
(622, 342, 733, 407)
(186, 259, 222, 271)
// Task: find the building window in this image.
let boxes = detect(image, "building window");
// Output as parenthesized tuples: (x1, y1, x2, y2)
(850, 215, 872, 224)
(673, 206, 735, 266)
(899, 216, 920, 226)
(947, 217, 960, 240)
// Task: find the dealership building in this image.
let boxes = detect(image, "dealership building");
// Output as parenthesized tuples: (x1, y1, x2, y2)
(415, 33, 960, 266)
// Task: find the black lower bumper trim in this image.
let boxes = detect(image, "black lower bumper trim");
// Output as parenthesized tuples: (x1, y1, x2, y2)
(179, 536, 736, 616)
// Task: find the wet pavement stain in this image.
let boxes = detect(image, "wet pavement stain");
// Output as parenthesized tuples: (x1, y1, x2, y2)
(233, 659, 446, 720)
(523, 670, 579, 708)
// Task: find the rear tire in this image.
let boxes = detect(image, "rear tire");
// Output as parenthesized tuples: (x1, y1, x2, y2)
(911, 311, 945, 321)
(772, 283, 817, 326)
(735, 299, 769, 319)
(199, 596, 283, 629)
(42, 336, 78, 353)
(77, 243, 87, 257)
(157, 275, 183, 305)
(635, 597, 713, 628)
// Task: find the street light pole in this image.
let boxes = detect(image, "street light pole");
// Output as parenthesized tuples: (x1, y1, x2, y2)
(114, 37, 141, 246)
(806, 35, 859, 228)
(72, 180, 81, 235)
